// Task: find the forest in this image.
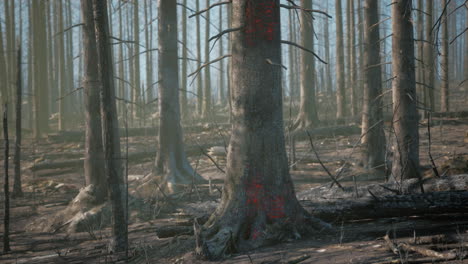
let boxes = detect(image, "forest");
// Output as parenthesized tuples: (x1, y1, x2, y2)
(0, 0, 468, 263)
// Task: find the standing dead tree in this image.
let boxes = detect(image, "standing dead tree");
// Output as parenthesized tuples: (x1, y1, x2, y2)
(3, 104, 11, 253)
(12, 44, 23, 198)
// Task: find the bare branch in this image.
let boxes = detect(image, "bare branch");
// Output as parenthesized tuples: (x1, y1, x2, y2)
(54, 23, 84, 37)
(188, 54, 232, 80)
(209, 27, 243, 42)
(280, 40, 327, 64)
(189, 1, 232, 18)
(279, 4, 332, 18)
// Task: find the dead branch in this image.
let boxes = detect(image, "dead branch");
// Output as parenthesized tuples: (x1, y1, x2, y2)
(208, 27, 243, 42)
(188, 54, 232, 81)
(189, 1, 232, 18)
(54, 23, 84, 37)
(280, 40, 327, 64)
(279, 4, 332, 18)
(55, 87, 84, 102)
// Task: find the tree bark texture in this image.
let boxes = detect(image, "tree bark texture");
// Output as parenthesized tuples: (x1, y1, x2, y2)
(440, 0, 449, 112)
(335, 0, 346, 118)
(12, 45, 23, 198)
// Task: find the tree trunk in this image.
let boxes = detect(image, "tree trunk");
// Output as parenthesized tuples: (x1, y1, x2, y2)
(155, 0, 205, 193)
(440, 0, 449, 112)
(92, 0, 127, 252)
(349, 0, 357, 117)
(57, 0, 66, 131)
(416, 0, 425, 116)
(335, 0, 346, 118)
(66, 0, 74, 126)
(0, 17, 7, 109)
(81, 0, 106, 203)
(361, 0, 385, 171)
(12, 45, 23, 198)
(3, 104, 10, 253)
(218, 6, 225, 106)
(117, 5, 125, 118)
(293, 0, 319, 130)
(465, 3, 468, 101)
(390, 0, 420, 182)
(202, 0, 212, 119)
(424, 0, 435, 112)
(180, 0, 188, 119)
(196, 0, 203, 116)
(324, 3, 332, 95)
(32, 0, 49, 138)
(199, 1, 329, 259)
(133, 0, 141, 124)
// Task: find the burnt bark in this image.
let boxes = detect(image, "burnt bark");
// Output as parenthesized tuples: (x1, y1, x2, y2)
(390, 0, 420, 181)
(199, 1, 330, 260)
(12, 45, 23, 198)
(81, 0, 106, 203)
(3, 105, 10, 253)
(92, 0, 127, 252)
(440, 0, 449, 112)
(155, 0, 205, 192)
(361, 0, 385, 170)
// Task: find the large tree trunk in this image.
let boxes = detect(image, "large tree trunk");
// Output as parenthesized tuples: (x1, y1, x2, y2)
(335, 0, 346, 118)
(390, 0, 420, 182)
(440, 0, 449, 112)
(81, 0, 106, 203)
(92, 0, 127, 252)
(196, 0, 203, 116)
(424, 0, 435, 112)
(361, 0, 385, 171)
(199, 1, 329, 260)
(202, 0, 212, 119)
(293, 0, 319, 130)
(155, 0, 205, 193)
(12, 45, 23, 198)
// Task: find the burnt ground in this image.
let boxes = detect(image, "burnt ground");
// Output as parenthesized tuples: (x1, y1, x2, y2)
(0, 111, 467, 263)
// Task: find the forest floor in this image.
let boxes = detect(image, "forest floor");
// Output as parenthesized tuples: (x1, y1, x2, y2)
(0, 112, 467, 263)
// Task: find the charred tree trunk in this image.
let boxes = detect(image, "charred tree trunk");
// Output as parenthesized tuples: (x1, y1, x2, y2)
(81, 0, 106, 203)
(12, 45, 23, 198)
(293, 0, 319, 130)
(199, 1, 330, 259)
(202, 0, 212, 119)
(440, 0, 449, 112)
(335, 0, 346, 118)
(155, 0, 204, 193)
(361, 0, 385, 171)
(390, 0, 420, 182)
(424, 0, 435, 112)
(92, 0, 127, 252)
(3, 105, 10, 253)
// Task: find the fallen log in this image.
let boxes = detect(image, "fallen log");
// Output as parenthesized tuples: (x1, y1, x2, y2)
(431, 111, 468, 118)
(29, 143, 219, 172)
(303, 190, 468, 221)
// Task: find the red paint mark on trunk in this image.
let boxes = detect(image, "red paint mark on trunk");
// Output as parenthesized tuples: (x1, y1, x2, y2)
(245, 1, 279, 46)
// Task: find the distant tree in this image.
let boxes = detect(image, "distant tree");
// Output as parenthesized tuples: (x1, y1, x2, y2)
(180, 0, 188, 118)
(198, 1, 329, 259)
(155, 0, 205, 192)
(133, 0, 141, 122)
(202, 0, 212, 119)
(293, 0, 319, 130)
(335, 0, 346, 118)
(12, 45, 23, 198)
(424, 0, 435, 112)
(196, 0, 203, 116)
(465, 3, 468, 96)
(390, 0, 420, 181)
(361, 0, 385, 171)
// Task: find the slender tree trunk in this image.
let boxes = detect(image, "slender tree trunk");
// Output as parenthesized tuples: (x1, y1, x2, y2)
(0, 18, 7, 108)
(226, 4, 232, 123)
(196, 0, 203, 116)
(155, 0, 204, 192)
(416, 0, 425, 116)
(133, 0, 141, 124)
(294, 0, 319, 130)
(391, 0, 420, 182)
(202, 0, 212, 119)
(92, 0, 127, 252)
(424, 0, 435, 112)
(66, 0, 74, 125)
(324, 3, 332, 95)
(465, 3, 468, 99)
(12, 45, 23, 198)
(357, 0, 364, 113)
(57, 0, 66, 131)
(335, 0, 346, 118)
(5, 0, 15, 121)
(199, 1, 329, 259)
(288, 7, 294, 99)
(81, 0, 106, 203)
(349, 0, 357, 116)
(180, 0, 188, 119)
(440, 0, 449, 112)
(3, 104, 10, 253)
(118, 5, 125, 118)
(361, 0, 385, 171)
(218, 6, 225, 105)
